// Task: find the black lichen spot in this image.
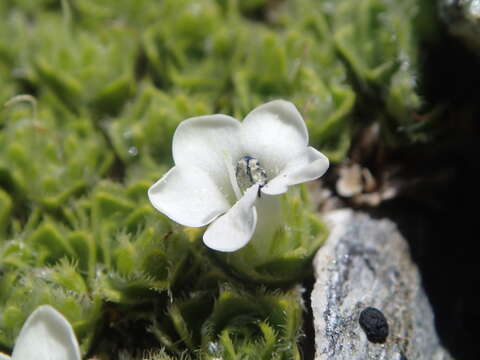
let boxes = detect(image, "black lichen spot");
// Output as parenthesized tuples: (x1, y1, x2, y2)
(359, 307, 389, 343)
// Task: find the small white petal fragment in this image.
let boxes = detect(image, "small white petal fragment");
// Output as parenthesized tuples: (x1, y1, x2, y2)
(336, 163, 363, 197)
(148, 166, 230, 227)
(263, 147, 329, 195)
(203, 185, 259, 252)
(242, 100, 308, 171)
(0, 353, 11, 360)
(172, 114, 243, 192)
(11, 305, 81, 360)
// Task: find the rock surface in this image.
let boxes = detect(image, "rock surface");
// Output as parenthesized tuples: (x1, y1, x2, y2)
(312, 210, 453, 360)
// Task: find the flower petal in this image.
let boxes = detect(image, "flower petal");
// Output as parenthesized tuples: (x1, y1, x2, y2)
(248, 193, 282, 256)
(262, 147, 329, 195)
(12, 305, 81, 360)
(148, 166, 230, 227)
(241, 100, 308, 173)
(203, 184, 259, 252)
(172, 114, 243, 196)
(0, 353, 11, 360)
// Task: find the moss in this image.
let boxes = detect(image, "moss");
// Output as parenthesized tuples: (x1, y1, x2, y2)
(0, 0, 436, 358)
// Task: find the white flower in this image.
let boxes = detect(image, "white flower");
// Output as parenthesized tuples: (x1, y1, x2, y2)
(148, 100, 329, 252)
(0, 305, 81, 360)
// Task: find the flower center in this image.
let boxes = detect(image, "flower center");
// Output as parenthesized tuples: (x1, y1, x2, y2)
(235, 155, 268, 193)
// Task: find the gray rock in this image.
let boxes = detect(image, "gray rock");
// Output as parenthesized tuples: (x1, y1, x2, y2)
(312, 210, 453, 360)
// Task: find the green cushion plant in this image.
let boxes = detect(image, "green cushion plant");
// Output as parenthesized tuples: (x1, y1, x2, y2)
(0, 0, 438, 358)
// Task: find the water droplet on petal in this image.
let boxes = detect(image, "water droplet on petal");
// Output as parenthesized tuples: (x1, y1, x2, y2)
(128, 146, 138, 157)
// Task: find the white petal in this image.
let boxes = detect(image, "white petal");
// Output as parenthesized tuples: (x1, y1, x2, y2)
(0, 353, 11, 360)
(241, 100, 308, 173)
(203, 185, 259, 252)
(248, 193, 282, 257)
(172, 114, 244, 195)
(148, 166, 230, 227)
(262, 147, 329, 195)
(12, 305, 81, 360)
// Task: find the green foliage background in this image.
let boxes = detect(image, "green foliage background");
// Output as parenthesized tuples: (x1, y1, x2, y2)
(0, 0, 435, 358)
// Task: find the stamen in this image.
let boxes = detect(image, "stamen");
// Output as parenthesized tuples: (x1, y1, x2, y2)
(235, 156, 268, 196)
